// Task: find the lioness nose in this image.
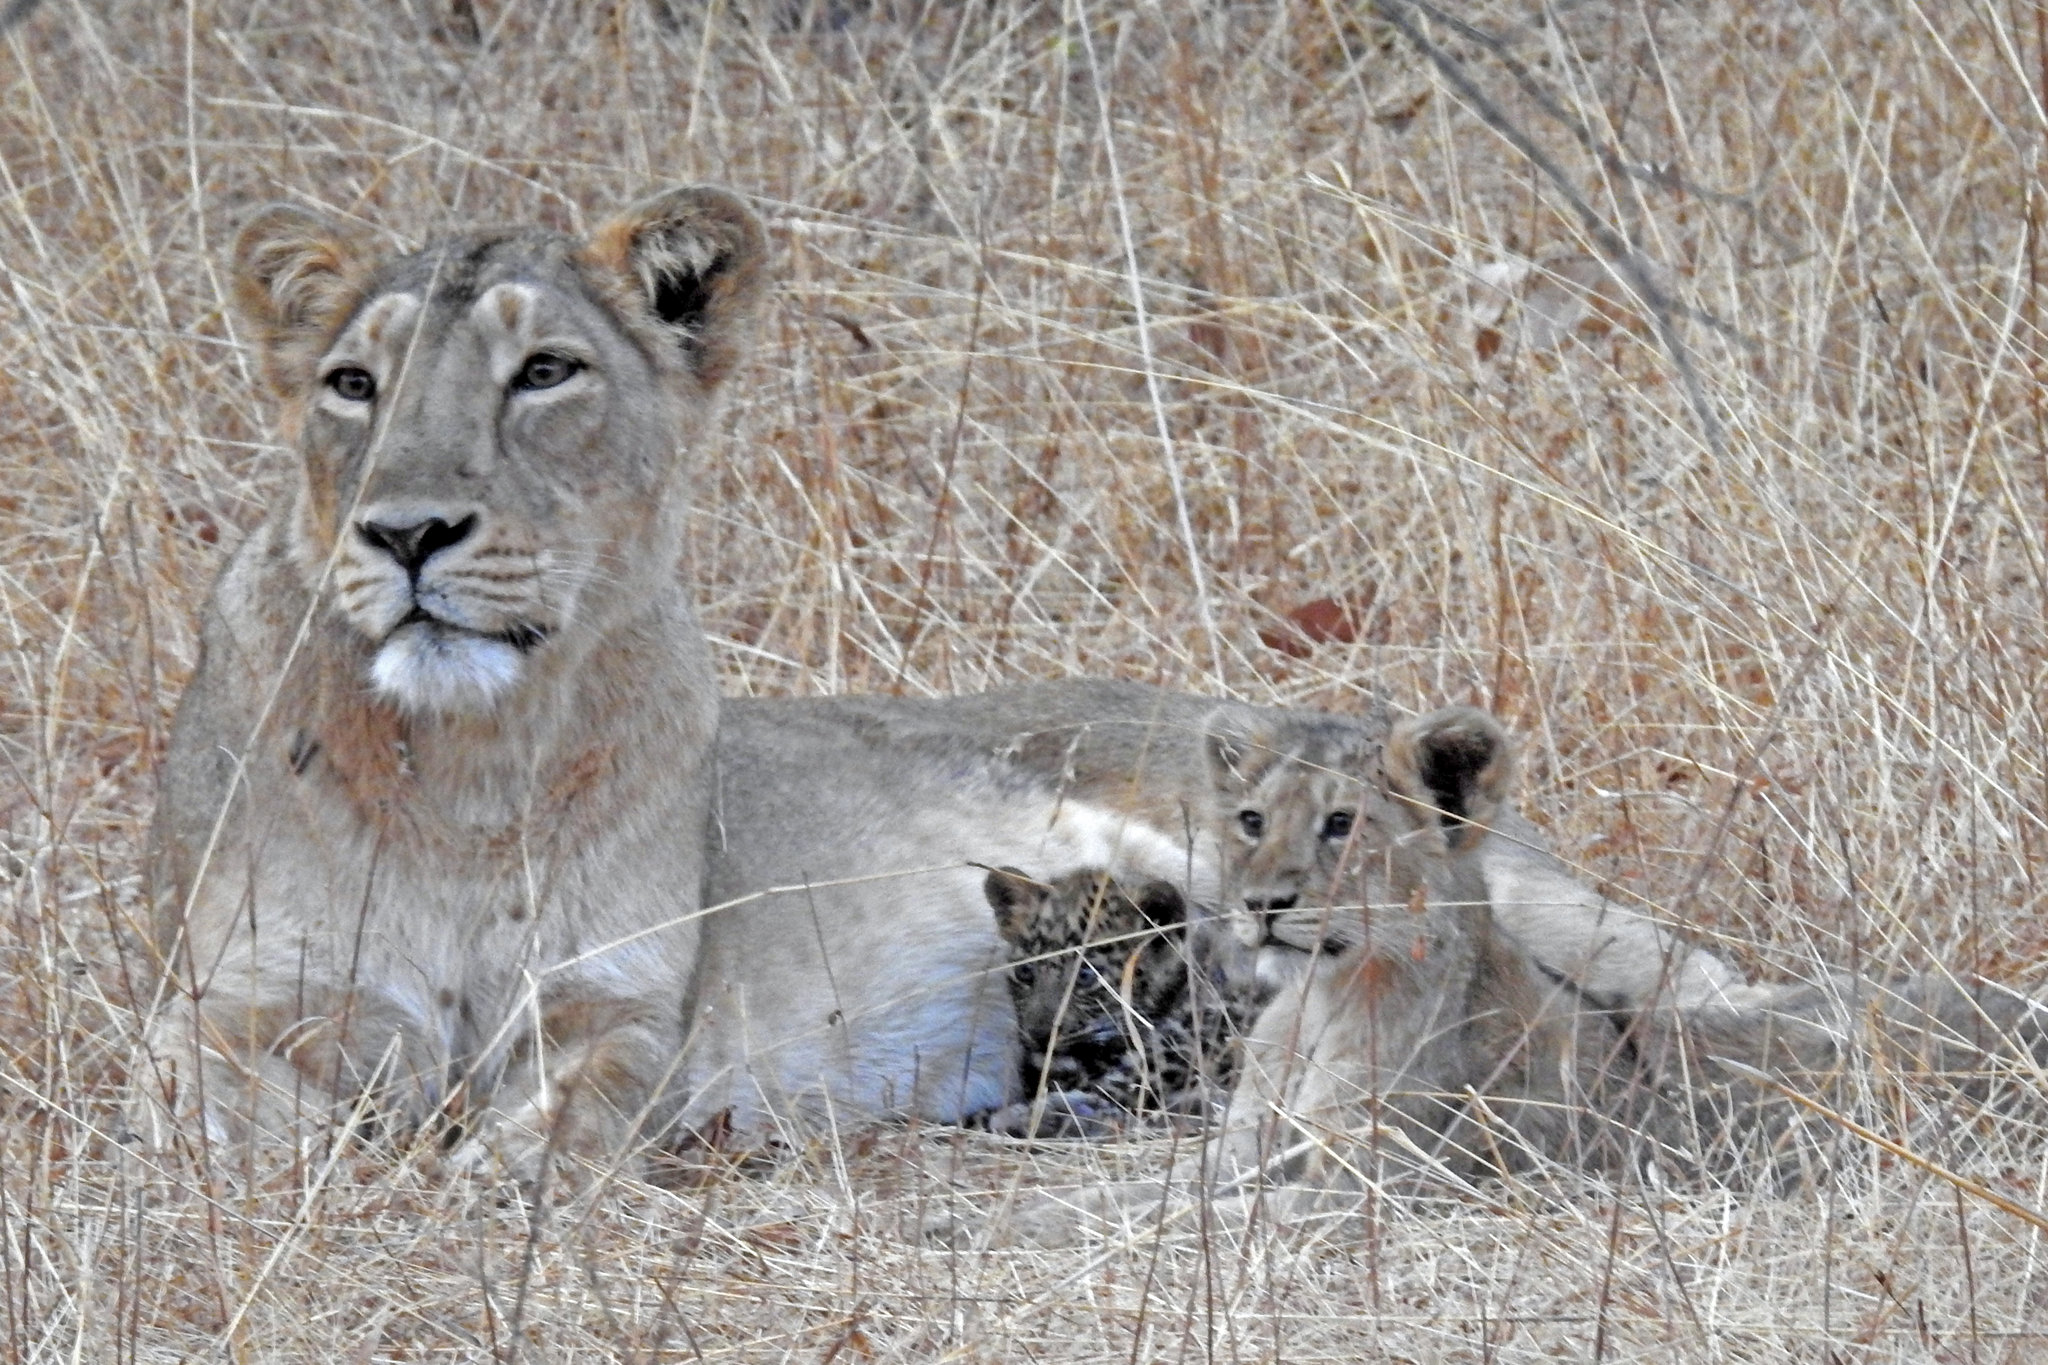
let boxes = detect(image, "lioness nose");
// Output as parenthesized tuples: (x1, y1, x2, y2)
(357, 514, 477, 577)
(1244, 895, 1298, 913)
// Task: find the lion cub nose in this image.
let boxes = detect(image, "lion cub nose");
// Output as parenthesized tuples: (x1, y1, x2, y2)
(1244, 894, 1298, 913)
(357, 514, 477, 578)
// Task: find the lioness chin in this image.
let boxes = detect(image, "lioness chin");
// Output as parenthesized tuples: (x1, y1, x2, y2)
(135, 186, 767, 1180)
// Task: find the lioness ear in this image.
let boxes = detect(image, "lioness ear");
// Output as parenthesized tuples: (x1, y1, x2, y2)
(982, 866, 1047, 941)
(1384, 707, 1514, 852)
(232, 204, 375, 395)
(588, 185, 768, 391)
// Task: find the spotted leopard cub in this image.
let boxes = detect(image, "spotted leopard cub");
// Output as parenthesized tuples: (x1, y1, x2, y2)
(980, 867, 1259, 1138)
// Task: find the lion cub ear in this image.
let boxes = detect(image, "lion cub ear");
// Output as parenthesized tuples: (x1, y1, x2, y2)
(1383, 707, 1515, 853)
(1201, 707, 1270, 790)
(1134, 880, 1187, 928)
(232, 204, 376, 396)
(982, 866, 1049, 942)
(588, 185, 768, 391)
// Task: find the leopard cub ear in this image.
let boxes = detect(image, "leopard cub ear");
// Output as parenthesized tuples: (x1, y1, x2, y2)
(1134, 880, 1187, 928)
(981, 866, 1049, 942)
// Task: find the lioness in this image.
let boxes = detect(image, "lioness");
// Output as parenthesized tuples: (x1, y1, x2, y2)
(135, 187, 768, 1176)
(678, 684, 1756, 1154)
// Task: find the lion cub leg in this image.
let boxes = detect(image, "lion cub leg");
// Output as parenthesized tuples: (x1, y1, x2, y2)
(1217, 897, 1651, 1193)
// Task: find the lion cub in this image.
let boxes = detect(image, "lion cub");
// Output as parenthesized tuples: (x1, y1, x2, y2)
(1203, 706, 1643, 1186)
(979, 867, 1259, 1136)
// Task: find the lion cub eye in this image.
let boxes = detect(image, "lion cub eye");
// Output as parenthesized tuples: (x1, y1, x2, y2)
(325, 367, 376, 402)
(511, 352, 583, 392)
(1321, 811, 1355, 840)
(1237, 809, 1266, 839)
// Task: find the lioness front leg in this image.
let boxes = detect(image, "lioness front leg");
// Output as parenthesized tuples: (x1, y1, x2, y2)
(129, 981, 448, 1155)
(453, 992, 678, 1185)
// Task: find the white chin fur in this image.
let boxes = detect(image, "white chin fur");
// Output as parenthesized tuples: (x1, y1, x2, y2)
(369, 628, 523, 714)
(1255, 946, 1312, 992)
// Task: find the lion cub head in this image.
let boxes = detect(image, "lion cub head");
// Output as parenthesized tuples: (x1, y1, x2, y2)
(1203, 706, 1513, 985)
(232, 187, 766, 714)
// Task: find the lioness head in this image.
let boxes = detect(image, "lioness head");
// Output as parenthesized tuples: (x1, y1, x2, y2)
(1204, 706, 1513, 979)
(232, 187, 767, 714)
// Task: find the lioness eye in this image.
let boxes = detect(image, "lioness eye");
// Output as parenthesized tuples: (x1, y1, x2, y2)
(511, 352, 582, 391)
(326, 367, 376, 402)
(1322, 811, 1355, 840)
(1237, 809, 1265, 839)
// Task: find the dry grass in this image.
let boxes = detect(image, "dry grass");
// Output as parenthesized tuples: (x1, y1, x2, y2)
(2, 0, 2046, 1358)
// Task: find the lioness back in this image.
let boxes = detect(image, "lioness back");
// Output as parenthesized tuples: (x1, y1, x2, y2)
(732, 681, 1391, 844)
(679, 702, 1224, 1139)
(138, 188, 768, 1177)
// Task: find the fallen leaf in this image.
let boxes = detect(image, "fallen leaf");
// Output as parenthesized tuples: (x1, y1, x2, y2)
(1257, 590, 1378, 656)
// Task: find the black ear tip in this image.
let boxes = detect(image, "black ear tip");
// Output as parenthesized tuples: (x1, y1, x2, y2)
(1434, 721, 1499, 770)
(651, 263, 718, 331)
(596, 184, 769, 387)
(1409, 708, 1510, 827)
(1137, 880, 1186, 926)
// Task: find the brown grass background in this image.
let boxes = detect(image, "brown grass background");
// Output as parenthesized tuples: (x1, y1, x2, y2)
(1, 0, 2045, 1358)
